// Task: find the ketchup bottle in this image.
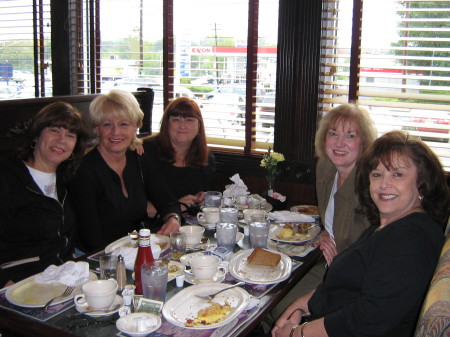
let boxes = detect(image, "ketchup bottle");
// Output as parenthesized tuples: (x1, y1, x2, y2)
(134, 228, 154, 295)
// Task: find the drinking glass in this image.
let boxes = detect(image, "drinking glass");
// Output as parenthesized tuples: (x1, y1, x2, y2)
(248, 197, 262, 209)
(216, 222, 238, 250)
(141, 261, 168, 302)
(204, 191, 222, 207)
(99, 254, 118, 280)
(249, 220, 270, 248)
(170, 232, 186, 261)
(219, 205, 238, 224)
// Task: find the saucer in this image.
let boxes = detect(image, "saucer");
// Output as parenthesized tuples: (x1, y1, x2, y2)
(184, 269, 226, 285)
(186, 238, 211, 249)
(116, 312, 161, 337)
(197, 219, 216, 229)
(75, 295, 123, 317)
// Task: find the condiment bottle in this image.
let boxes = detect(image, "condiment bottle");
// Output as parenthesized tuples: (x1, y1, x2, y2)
(116, 255, 127, 292)
(134, 228, 154, 295)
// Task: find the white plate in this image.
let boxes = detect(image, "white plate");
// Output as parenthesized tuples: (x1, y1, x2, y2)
(162, 282, 251, 329)
(104, 234, 170, 254)
(184, 269, 226, 285)
(290, 205, 320, 217)
(186, 238, 211, 249)
(5, 271, 97, 308)
(76, 294, 123, 317)
(116, 312, 162, 337)
(214, 232, 244, 243)
(228, 249, 291, 285)
(269, 224, 321, 244)
(197, 219, 216, 229)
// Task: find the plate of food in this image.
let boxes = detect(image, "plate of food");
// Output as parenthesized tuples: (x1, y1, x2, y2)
(5, 271, 97, 308)
(290, 205, 319, 218)
(104, 233, 170, 254)
(162, 282, 250, 329)
(228, 248, 291, 285)
(269, 223, 321, 244)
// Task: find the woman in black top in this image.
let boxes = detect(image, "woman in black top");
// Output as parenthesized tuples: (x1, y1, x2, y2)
(69, 90, 181, 252)
(142, 97, 216, 215)
(0, 102, 88, 287)
(272, 131, 449, 337)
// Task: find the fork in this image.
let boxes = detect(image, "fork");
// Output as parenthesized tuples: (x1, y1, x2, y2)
(195, 281, 245, 301)
(42, 285, 76, 311)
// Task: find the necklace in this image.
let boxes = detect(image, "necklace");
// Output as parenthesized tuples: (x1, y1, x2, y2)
(375, 205, 424, 232)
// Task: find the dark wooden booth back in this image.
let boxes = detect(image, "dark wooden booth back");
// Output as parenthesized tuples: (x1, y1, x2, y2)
(0, 89, 154, 159)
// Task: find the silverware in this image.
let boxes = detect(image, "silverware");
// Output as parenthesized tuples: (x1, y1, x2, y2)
(66, 303, 122, 317)
(195, 281, 245, 301)
(42, 285, 76, 311)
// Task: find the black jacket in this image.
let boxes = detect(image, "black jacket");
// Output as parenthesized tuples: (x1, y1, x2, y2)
(0, 158, 76, 286)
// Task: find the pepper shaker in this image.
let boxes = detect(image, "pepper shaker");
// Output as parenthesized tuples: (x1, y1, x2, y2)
(116, 254, 127, 292)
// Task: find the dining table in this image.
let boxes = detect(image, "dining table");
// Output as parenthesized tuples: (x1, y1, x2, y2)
(0, 215, 322, 337)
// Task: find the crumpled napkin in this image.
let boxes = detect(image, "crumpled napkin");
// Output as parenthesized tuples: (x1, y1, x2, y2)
(268, 211, 315, 223)
(111, 243, 161, 271)
(34, 261, 90, 286)
(223, 173, 249, 198)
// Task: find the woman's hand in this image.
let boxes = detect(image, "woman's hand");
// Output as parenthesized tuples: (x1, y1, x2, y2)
(273, 323, 298, 337)
(272, 292, 313, 337)
(313, 231, 338, 265)
(157, 215, 181, 235)
(179, 192, 204, 209)
(135, 144, 145, 156)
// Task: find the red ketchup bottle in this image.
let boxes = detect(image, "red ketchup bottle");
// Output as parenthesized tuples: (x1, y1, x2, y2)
(134, 228, 154, 295)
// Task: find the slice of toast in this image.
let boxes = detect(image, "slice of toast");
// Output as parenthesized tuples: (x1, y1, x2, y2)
(247, 248, 281, 267)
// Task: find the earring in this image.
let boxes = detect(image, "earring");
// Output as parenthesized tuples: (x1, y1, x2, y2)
(418, 195, 423, 200)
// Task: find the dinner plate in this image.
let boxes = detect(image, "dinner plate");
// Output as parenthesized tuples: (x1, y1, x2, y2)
(162, 282, 251, 329)
(104, 234, 170, 254)
(269, 224, 321, 244)
(5, 271, 97, 308)
(76, 294, 124, 317)
(290, 205, 320, 218)
(228, 249, 291, 285)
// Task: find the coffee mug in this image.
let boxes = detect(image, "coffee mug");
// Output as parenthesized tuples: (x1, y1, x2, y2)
(187, 254, 227, 282)
(73, 279, 118, 310)
(197, 207, 220, 225)
(243, 209, 267, 224)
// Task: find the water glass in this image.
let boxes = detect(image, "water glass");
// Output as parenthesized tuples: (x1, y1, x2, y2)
(141, 261, 168, 302)
(249, 220, 270, 248)
(99, 254, 118, 280)
(204, 191, 222, 207)
(170, 232, 186, 261)
(234, 195, 249, 210)
(216, 222, 238, 250)
(248, 197, 262, 209)
(219, 205, 238, 224)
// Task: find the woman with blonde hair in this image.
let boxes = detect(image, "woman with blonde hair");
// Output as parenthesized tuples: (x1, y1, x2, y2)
(69, 90, 181, 252)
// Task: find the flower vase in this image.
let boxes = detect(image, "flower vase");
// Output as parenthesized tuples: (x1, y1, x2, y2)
(266, 175, 274, 193)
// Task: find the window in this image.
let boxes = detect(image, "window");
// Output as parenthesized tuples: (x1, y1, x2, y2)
(0, 0, 52, 99)
(321, 0, 450, 171)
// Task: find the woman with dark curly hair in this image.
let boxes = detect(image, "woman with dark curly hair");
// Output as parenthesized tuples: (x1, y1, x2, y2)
(273, 130, 448, 337)
(0, 102, 88, 288)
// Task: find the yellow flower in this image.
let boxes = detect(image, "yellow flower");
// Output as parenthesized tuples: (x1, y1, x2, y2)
(271, 152, 285, 162)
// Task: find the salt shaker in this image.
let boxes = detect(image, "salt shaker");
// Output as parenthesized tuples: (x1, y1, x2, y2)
(116, 254, 127, 292)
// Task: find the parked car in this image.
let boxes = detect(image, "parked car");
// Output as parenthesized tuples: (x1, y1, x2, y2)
(402, 110, 449, 143)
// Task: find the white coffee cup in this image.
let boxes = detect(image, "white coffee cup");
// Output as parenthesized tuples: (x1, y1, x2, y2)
(188, 255, 227, 282)
(73, 279, 118, 310)
(197, 207, 220, 225)
(179, 225, 205, 245)
(243, 209, 267, 224)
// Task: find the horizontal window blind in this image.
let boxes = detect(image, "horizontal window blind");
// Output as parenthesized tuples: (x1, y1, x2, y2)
(321, 0, 450, 171)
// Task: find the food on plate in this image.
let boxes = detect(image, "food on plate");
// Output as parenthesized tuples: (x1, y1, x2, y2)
(292, 205, 318, 215)
(247, 248, 281, 267)
(277, 223, 314, 241)
(185, 302, 233, 326)
(168, 264, 180, 274)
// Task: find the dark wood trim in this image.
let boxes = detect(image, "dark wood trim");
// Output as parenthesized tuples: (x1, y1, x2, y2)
(349, 0, 363, 102)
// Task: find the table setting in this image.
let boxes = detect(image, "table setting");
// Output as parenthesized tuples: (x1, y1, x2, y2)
(0, 178, 323, 337)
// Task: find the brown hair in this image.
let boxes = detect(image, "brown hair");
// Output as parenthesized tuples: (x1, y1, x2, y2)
(315, 104, 377, 160)
(18, 101, 89, 181)
(150, 97, 208, 167)
(356, 130, 450, 229)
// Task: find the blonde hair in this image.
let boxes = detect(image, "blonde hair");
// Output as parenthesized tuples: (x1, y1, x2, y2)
(89, 89, 144, 150)
(315, 104, 377, 160)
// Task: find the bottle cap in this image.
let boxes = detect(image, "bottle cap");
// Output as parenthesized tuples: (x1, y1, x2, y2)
(118, 255, 124, 262)
(139, 228, 151, 236)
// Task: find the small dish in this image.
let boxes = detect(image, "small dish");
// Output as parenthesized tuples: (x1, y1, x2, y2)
(75, 294, 123, 317)
(116, 312, 162, 337)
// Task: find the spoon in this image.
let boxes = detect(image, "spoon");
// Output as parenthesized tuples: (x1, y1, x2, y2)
(67, 303, 122, 317)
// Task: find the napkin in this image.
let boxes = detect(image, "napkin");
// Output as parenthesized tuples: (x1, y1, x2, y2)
(223, 173, 249, 198)
(111, 243, 161, 270)
(34, 261, 90, 286)
(268, 211, 315, 223)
